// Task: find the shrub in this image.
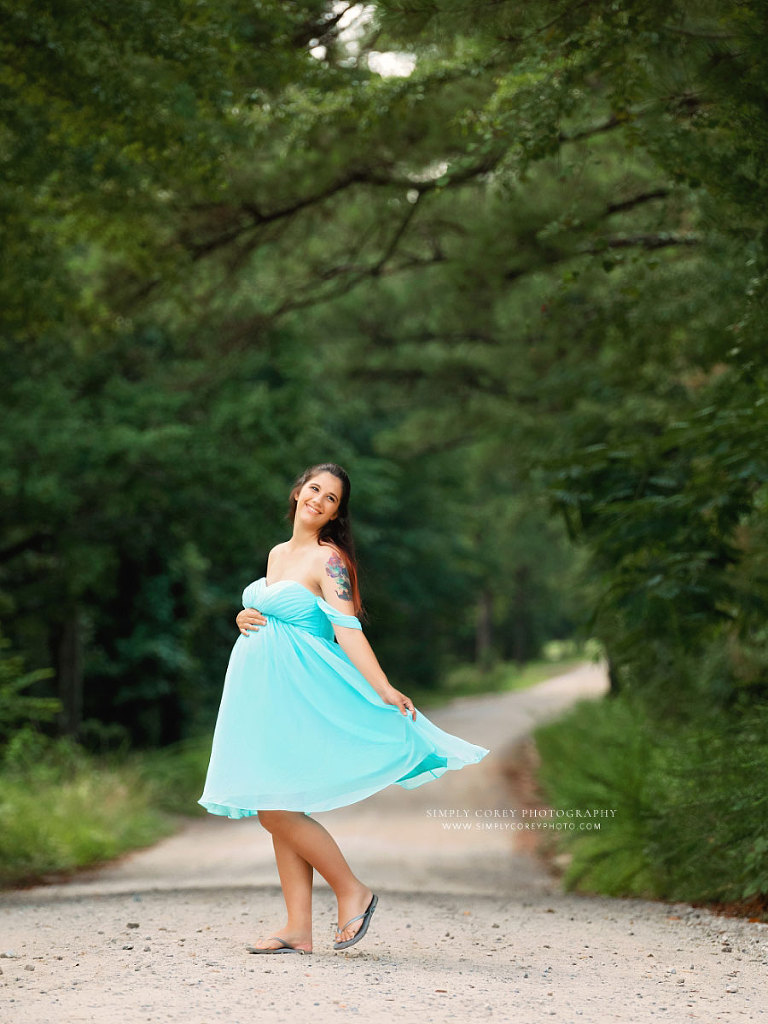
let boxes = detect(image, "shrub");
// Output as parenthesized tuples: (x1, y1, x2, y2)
(534, 696, 768, 903)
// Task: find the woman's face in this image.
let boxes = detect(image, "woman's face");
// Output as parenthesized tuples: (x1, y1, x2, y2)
(294, 472, 344, 530)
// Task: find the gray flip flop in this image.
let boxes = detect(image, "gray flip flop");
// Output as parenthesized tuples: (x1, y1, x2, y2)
(246, 937, 310, 955)
(333, 893, 378, 951)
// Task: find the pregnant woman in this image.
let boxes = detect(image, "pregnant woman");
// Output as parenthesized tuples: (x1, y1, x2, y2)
(198, 462, 490, 954)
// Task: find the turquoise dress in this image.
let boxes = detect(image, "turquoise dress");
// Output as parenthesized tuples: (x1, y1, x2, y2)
(198, 577, 490, 819)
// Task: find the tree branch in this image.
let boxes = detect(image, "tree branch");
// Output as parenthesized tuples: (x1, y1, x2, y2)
(184, 172, 368, 260)
(503, 233, 699, 282)
(661, 25, 738, 40)
(588, 233, 700, 252)
(559, 114, 626, 144)
(270, 251, 448, 319)
(181, 151, 501, 265)
(0, 531, 53, 565)
(606, 189, 670, 216)
(560, 93, 705, 146)
(370, 196, 422, 274)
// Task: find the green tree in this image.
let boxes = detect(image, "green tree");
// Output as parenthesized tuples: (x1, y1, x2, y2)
(13, 0, 768, 745)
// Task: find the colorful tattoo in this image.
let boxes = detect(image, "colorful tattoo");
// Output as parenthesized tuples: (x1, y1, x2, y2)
(326, 552, 352, 601)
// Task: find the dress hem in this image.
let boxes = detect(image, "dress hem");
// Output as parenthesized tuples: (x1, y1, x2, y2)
(198, 746, 489, 820)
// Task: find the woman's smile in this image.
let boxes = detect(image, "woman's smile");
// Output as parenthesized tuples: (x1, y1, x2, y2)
(294, 472, 342, 528)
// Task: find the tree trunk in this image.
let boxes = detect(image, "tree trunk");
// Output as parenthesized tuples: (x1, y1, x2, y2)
(475, 588, 494, 668)
(511, 565, 530, 665)
(55, 607, 83, 737)
(607, 655, 621, 697)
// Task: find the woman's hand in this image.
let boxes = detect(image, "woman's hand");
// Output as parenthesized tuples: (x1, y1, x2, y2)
(380, 684, 417, 721)
(236, 608, 267, 636)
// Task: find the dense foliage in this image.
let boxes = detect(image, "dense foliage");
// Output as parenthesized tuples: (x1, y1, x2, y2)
(535, 696, 768, 903)
(2, 0, 768, 806)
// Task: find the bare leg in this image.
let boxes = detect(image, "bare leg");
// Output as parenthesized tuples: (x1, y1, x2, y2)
(248, 833, 314, 951)
(257, 810, 373, 946)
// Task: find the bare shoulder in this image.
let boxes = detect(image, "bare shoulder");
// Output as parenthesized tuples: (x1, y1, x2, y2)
(266, 542, 289, 573)
(316, 542, 343, 571)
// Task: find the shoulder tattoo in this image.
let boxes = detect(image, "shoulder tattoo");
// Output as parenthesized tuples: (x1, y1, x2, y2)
(325, 552, 352, 602)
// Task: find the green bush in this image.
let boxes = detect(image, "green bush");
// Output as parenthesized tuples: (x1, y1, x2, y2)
(0, 627, 59, 743)
(534, 696, 768, 903)
(439, 649, 595, 703)
(0, 729, 176, 886)
(137, 736, 212, 815)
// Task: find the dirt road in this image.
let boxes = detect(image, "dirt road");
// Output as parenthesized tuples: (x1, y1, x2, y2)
(2, 664, 766, 1023)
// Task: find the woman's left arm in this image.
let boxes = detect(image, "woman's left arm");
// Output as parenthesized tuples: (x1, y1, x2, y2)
(319, 551, 416, 720)
(333, 628, 416, 721)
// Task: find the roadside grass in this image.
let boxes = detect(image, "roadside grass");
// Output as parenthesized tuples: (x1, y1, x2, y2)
(533, 695, 768, 906)
(0, 731, 176, 887)
(137, 736, 212, 815)
(411, 640, 601, 709)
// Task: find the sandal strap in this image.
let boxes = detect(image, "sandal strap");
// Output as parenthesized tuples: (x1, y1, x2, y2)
(337, 910, 364, 933)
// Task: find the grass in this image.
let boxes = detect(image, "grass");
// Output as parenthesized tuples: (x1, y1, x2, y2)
(411, 640, 601, 709)
(0, 732, 178, 887)
(533, 694, 768, 907)
(0, 728, 233, 886)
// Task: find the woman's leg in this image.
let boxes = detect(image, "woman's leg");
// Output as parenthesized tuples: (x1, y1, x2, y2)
(257, 810, 374, 945)
(247, 833, 314, 951)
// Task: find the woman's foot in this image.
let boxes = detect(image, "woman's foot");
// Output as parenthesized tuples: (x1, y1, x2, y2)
(249, 927, 312, 953)
(334, 884, 375, 945)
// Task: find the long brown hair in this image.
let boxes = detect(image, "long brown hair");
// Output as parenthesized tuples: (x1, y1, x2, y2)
(288, 463, 364, 618)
